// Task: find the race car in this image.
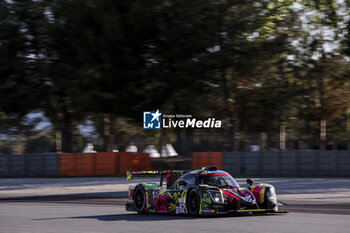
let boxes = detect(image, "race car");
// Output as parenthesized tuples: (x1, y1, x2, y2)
(125, 167, 284, 215)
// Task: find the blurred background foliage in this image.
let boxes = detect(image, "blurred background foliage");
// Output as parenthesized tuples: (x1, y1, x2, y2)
(1, 0, 350, 155)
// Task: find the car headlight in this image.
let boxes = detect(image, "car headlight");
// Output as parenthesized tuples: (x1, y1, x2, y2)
(207, 190, 223, 203)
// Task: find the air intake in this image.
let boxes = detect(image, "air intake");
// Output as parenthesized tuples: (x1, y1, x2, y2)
(201, 167, 217, 171)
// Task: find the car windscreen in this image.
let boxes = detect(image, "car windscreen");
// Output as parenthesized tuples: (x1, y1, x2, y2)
(198, 174, 240, 189)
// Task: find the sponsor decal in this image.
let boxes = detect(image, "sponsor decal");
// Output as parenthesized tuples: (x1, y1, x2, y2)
(176, 198, 186, 214)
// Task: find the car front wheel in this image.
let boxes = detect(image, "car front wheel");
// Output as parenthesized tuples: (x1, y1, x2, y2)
(187, 189, 200, 216)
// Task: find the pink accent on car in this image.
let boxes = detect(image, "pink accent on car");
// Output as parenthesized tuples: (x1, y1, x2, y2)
(251, 186, 264, 203)
(152, 192, 170, 213)
(130, 188, 135, 200)
(222, 188, 255, 203)
(222, 189, 241, 202)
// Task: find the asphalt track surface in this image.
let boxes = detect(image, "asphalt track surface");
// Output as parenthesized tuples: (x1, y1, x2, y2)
(1, 177, 350, 233)
(1, 203, 350, 233)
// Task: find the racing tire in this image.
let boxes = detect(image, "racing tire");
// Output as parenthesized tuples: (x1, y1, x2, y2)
(134, 186, 146, 213)
(187, 189, 200, 216)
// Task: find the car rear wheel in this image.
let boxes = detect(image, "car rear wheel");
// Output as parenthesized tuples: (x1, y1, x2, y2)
(187, 189, 200, 216)
(134, 186, 146, 213)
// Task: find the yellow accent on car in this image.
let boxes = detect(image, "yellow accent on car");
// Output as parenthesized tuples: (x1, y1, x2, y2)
(260, 186, 266, 203)
(126, 170, 133, 180)
(251, 184, 266, 203)
(237, 209, 267, 213)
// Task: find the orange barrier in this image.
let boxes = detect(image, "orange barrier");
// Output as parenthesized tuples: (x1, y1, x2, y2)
(59, 153, 97, 176)
(76, 153, 96, 176)
(59, 153, 76, 176)
(192, 152, 223, 170)
(59, 152, 150, 176)
(96, 152, 119, 175)
(119, 152, 152, 175)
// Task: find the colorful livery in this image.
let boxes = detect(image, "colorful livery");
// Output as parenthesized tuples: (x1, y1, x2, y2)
(126, 167, 282, 215)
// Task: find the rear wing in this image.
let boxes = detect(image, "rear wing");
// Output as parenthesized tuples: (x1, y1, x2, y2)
(126, 170, 190, 189)
(126, 170, 166, 181)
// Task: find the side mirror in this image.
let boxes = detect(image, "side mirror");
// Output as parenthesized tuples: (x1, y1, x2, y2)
(246, 178, 254, 186)
(178, 180, 187, 187)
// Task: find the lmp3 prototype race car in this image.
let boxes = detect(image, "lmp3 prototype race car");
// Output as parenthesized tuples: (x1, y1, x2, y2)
(126, 167, 283, 215)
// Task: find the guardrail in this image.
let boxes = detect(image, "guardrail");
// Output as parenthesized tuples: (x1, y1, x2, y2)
(193, 151, 350, 176)
(0, 152, 151, 177)
(0, 153, 58, 176)
(0, 150, 349, 177)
